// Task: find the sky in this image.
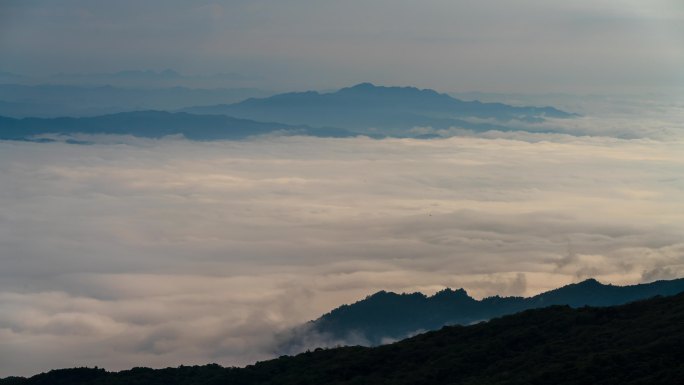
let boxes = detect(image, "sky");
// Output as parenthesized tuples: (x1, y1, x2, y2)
(1, 0, 684, 378)
(1, 0, 684, 93)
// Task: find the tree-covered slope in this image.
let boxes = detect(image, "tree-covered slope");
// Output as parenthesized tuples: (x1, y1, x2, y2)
(4, 292, 683, 385)
(301, 278, 684, 346)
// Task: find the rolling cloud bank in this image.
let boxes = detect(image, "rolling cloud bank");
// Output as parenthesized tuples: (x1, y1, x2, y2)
(1, 104, 683, 376)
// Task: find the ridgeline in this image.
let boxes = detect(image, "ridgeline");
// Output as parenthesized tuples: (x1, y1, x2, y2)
(4, 291, 683, 385)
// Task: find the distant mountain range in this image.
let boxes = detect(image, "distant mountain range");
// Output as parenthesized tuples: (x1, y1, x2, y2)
(0, 83, 579, 140)
(4, 292, 683, 385)
(0, 84, 270, 118)
(183, 82, 577, 135)
(0, 111, 356, 141)
(281, 278, 684, 349)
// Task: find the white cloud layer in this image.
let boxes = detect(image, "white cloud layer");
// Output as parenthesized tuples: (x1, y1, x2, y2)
(1, 123, 684, 376)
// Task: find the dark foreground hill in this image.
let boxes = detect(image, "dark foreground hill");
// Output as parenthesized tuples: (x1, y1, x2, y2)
(4, 293, 683, 385)
(0, 111, 356, 141)
(183, 83, 577, 135)
(293, 278, 684, 347)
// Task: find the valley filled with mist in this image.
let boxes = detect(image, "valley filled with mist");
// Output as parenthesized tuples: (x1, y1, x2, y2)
(2, 1, 684, 383)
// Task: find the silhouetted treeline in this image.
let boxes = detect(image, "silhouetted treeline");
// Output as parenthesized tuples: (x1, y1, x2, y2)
(304, 277, 684, 345)
(4, 291, 683, 385)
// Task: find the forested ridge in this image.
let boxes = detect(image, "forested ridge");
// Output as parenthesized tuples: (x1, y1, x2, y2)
(3, 292, 683, 385)
(305, 278, 684, 345)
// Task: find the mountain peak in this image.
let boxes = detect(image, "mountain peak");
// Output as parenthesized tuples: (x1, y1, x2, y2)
(298, 277, 684, 348)
(184, 82, 576, 133)
(431, 287, 471, 301)
(575, 278, 605, 287)
(366, 290, 392, 299)
(338, 83, 438, 97)
(349, 82, 377, 89)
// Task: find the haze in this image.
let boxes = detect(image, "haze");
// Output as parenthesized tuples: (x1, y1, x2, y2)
(1, 0, 684, 93)
(1, 0, 684, 378)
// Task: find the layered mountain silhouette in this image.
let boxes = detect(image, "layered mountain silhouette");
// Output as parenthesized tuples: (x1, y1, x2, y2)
(0, 84, 270, 118)
(0, 111, 356, 141)
(0, 83, 579, 140)
(283, 278, 684, 349)
(183, 83, 577, 135)
(4, 292, 683, 385)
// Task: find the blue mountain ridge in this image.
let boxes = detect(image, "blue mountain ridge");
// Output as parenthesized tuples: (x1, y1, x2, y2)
(0, 83, 579, 140)
(183, 82, 577, 134)
(0, 111, 357, 141)
(0, 84, 270, 118)
(279, 277, 684, 351)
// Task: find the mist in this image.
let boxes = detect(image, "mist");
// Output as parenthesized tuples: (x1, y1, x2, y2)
(1, 111, 683, 375)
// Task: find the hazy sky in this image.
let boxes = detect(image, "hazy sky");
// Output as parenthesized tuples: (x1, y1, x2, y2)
(2, 0, 684, 93)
